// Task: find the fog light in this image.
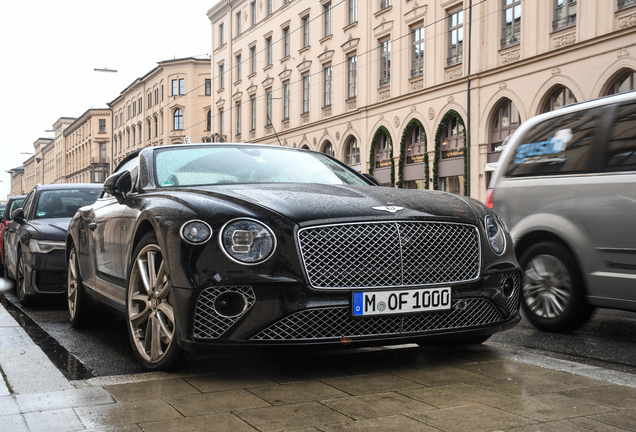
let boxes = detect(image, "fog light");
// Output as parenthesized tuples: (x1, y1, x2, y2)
(214, 292, 248, 318)
(502, 276, 514, 297)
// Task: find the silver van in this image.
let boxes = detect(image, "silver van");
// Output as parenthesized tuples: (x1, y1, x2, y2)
(488, 90, 636, 332)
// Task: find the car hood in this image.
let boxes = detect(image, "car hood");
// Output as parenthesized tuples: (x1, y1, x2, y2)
(191, 184, 477, 226)
(27, 217, 72, 240)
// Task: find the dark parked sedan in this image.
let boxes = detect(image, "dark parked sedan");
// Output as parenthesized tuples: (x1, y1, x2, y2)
(66, 143, 521, 371)
(4, 184, 101, 305)
(1, 195, 25, 270)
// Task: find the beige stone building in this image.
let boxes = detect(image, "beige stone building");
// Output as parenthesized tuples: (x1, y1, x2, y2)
(52, 117, 76, 184)
(7, 167, 25, 197)
(108, 56, 212, 167)
(64, 109, 112, 184)
(207, 0, 636, 200)
(22, 138, 54, 193)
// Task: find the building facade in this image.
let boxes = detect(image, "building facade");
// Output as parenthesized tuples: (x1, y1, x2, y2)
(7, 167, 25, 198)
(52, 117, 76, 184)
(64, 109, 112, 184)
(109, 56, 212, 167)
(207, 0, 636, 200)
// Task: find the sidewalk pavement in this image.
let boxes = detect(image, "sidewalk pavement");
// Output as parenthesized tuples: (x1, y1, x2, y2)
(2, 301, 636, 432)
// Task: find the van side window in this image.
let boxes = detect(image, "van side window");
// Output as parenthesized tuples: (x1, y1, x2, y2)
(604, 103, 636, 172)
(505, 108, 602, 177)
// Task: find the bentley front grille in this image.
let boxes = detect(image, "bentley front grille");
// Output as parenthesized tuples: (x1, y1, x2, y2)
(251, 298, 503, 341)
(298, 222, 480, 289)
(193, 286, 255, 339)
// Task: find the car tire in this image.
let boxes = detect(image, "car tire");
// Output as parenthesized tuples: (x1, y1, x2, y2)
(126, 233, 181, 371)
(16, 251, 34, 307)
(68, 245, 94, 328)
(519, 241, 592, 333)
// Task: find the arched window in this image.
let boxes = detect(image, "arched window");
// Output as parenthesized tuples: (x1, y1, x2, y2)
(374, 130, 391, 168)
(490, 99, 520, 153)
(132, 127, 135, 147)
(405, 123, 426, 164)
(345, 137, 360, 165)
(174, 109, 183, 131)
(440, 116, 464, 159)
(605, 69, 636, 96)
(301, 144, 310, 150)
(155, 116, 159, 137)
(542, 86, 576, 113)
(206, 110, 211, 131)
(321, 141, 335, 158)
(147, 120, 152, 140)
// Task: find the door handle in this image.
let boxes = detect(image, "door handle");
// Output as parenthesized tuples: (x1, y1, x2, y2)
(88, 222, 97, 231)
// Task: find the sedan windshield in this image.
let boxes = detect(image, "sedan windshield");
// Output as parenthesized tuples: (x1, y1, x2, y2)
(154, 146, 368, 187)
(34, 189, 101, 219)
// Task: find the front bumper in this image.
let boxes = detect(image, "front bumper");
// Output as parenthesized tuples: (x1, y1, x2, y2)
(28, 249, 66, 294)
(171, 269, 522, 355)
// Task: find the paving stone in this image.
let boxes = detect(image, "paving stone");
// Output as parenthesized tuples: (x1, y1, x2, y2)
(74, 398, 182, 429)
(82, 426, 143, 432)
(319, 414, 440, 432)
(391, 365, 491, 387)
(322, 372, 422, 396)
(104, 378, 200, 402)
(469, 374, 591, 397)
(248, 380, 349, 405)
(140, 412, 258, 432)
(589, 409, 636, 431)
(0, 395, 20, 416)
(183, 370, 278, 393)
(23, 408, 85, 432)
(165, 389, 270, 417)
(560, 384, 636, 410)
(506, 416, 628, 432)
(408, 403, 536, 432)
(0, 413, 30, 432)
(262, 364, 347, 384)
(399, 383, 515, 409)
(235, 401, 351, 432)
(16, 387, 114, 413)
(322, 391, 435, 420)
(496, 393, 614, 422)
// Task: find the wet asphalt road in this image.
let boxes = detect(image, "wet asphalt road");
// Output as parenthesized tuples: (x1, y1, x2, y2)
(1, 284, 635, 379)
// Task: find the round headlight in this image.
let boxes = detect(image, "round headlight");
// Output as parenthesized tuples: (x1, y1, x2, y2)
(180, 220, 212, 244)
(485, 215, 505, 255)
(221, 218, 276, 264)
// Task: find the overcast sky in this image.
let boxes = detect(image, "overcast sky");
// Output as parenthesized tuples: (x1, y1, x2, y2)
(0, 0, 218, 199)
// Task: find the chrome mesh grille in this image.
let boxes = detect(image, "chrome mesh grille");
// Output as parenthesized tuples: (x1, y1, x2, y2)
(193, 286, 255, 339)
(500, 271, 521, 314)
(298, 222, 480, 288)
(251, 298, 502, 341)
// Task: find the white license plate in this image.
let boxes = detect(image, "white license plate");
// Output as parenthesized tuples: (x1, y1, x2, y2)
(352, 287, 452, 317)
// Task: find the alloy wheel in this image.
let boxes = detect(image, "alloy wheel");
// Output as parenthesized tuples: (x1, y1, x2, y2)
(127, 243, 175, 364)
(522, 253, 572, 319)
(68, 248, 79, 320)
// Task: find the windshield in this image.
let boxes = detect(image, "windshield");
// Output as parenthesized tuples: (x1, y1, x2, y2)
(34, 189, 101, 219)
(154, 146, 368, 187)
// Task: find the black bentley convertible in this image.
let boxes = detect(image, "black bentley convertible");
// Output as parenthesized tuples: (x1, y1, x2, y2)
(66, 143, 521, 370)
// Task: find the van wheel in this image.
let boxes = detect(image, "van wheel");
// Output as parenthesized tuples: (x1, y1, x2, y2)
(519, 242, 592, 332)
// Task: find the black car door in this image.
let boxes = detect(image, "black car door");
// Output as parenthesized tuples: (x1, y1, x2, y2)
(4, 190, 35, 278)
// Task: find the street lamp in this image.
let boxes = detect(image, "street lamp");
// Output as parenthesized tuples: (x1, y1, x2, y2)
(94, 67, 118, 73)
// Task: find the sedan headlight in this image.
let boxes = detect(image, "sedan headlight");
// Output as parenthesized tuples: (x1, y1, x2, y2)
(485, 215, 505, 255)
(180, 220, 212, 244)
(31, 240, 66, 254)
(220, 218, 276, 264)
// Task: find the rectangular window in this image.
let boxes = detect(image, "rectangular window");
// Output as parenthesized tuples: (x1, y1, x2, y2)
(219, 23, 224, 46)
(283, 82, 290, 119)
(237, 11, 242, 35)
(250, 97, 256, 130)
(448, 9, 464, 65)
(283, 27, 290, 57)
(219, 109, 224, 136)
(266, 37, 272, 66)
(154, 88, 159, 104)
(250, 46, 256, 74)
(251, 1, 256, 26)
(554, 0, 576, 30)
(138, 97, 142, 112)
(127, 105, 131, 119)
(236, 102, 242, 135)
(502, 0, 521, 47)
(99, 119, 106, 133)
(179, 79, 184, 95)
(380, 0, 391, 9)
(172, 79, 178, 96)
(99, 142, 107, 161)
(348, 54, 357, 98)
(349, 0, 357, 24)
(148, 93, 152, 109)
(302, 74, 310, 113)
(132, 101, 136, 116)
(236, 55, 242, 81)
(379, 39, 391, 87)
(162, 85, 164, 101)
(219, 64, 224, 89)
(324, 66, 332, 107)
(412, 26, 424, 77)
(267, 0, 272, 15)
(205, 79, 211, 95)
(266, 90, 272, 125)
(302, 16, 310, 48)
(324, 3, 332, 37)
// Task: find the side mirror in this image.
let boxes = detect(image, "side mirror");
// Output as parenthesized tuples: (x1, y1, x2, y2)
(104, 170, 132, 204)
(11, 208, 25, 223)
(361, 173, 382, 186)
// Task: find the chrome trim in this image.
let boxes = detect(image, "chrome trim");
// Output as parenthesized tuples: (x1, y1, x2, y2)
(179, 219, 213, 245)
(297, 220, 481, 290)
(218, 217, 277, 266)
(596, 247, 636, 255)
